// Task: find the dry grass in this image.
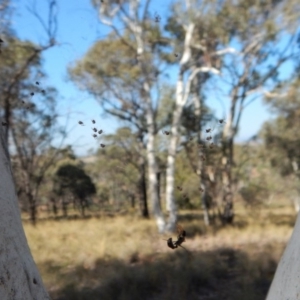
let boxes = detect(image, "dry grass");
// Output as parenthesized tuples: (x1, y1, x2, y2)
(23, 205, 297, 300)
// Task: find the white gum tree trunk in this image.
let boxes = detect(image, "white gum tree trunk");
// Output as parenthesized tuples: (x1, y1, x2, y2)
(0, 126, 50, 299)
(97, 0, 167, 232)
(266, 211, 300, 299)
(165, 20, 222, 231)
(165, 23, 195, 232)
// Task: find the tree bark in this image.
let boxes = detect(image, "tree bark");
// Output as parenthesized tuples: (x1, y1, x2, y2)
(266, 211, 300, 299)
(0, 125, 50, 299)
(165, 23, 196, 231)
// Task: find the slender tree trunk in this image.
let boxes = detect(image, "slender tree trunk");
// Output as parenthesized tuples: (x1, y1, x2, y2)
(157, 172, 161, 210)
(0, 123, 50, 299)
(135, 30, 166, 232)
(266, 211, 300, 299)
(28, 192, 37, 226)
(62, 198, 68, 218)
(220, 93, 236, 224)
(193, 73, 210, 226)
(137, 134, 149, 218)
(138, 162, 149, 218)
(165, 104, 184, 230)
(146, 118, 165, 232)
(50, 197, 57, 216)
(165, 24, 196, 232)
(130, 193, 135, 208)
(80, 199, 86, 217)
(3, 97, 10, 145)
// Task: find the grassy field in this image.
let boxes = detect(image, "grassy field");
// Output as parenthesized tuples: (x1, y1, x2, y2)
(23, 205, 297, 300)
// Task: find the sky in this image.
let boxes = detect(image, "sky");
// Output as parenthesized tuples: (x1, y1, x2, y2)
(10, 0, 286, 156)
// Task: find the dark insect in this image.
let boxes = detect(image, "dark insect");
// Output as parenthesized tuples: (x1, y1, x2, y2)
(92, 119, 96, 124)
(35, 81, 39, 85)
(163, 131, 170, 135)
(0, 38, 3, 53)
(92, 134, 97, 138)
(177, 186, 183, 191)
(209, 143, 214, 149)
(199, 187, 204, 192)
(166, 238, 177, 249)
(164, 224, 187, 250)
(2, 121, 7, 126)
(78, 121, 84, 125)
(30, 92, 34, 96)
(206, 136, 212, 141)
(200, 155, 206, 161)
(98, 129, 103, 134)
(41, 90, 46, 94)
(218, 119, 225, 124)
(100, 143, 105, 148)
(93, 128, 97, 132)
(175, 224, 186, 248)
(206, 128, 212, 133)
(174, 53, 179, 57)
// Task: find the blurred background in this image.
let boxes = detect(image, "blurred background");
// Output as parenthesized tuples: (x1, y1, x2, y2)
(1, 0, 300, 299)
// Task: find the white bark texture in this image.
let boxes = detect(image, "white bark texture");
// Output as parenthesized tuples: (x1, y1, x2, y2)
(165, 23, 195, 231)
(266, 211, 300, 299)
(0, 127, 50, 299)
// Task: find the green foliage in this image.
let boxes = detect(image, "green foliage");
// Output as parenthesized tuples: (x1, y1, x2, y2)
(54, 164, 96, 200)
(262, 79, 300, 178)
(85, 127, 141, 208)
(239, 183, 269, 207)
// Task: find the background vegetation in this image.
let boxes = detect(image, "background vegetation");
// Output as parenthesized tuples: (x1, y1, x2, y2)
(1, 0, 300, 298)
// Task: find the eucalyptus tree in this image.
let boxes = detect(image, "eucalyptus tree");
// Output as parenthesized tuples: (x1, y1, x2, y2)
(0, 0, 67, 225)
(212, 0, 300, 223)
(88, 127, 149, 216)
(0, 0, 53, 296)
(261, 78, 300, 210)
(161, 0, 300, 227)
(69, 0, 174, 232)
(0, 0, 57, 145)
(0, 117, 50, 300)
(163, 0, 234, 229)
(10, 83, 67, 224)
